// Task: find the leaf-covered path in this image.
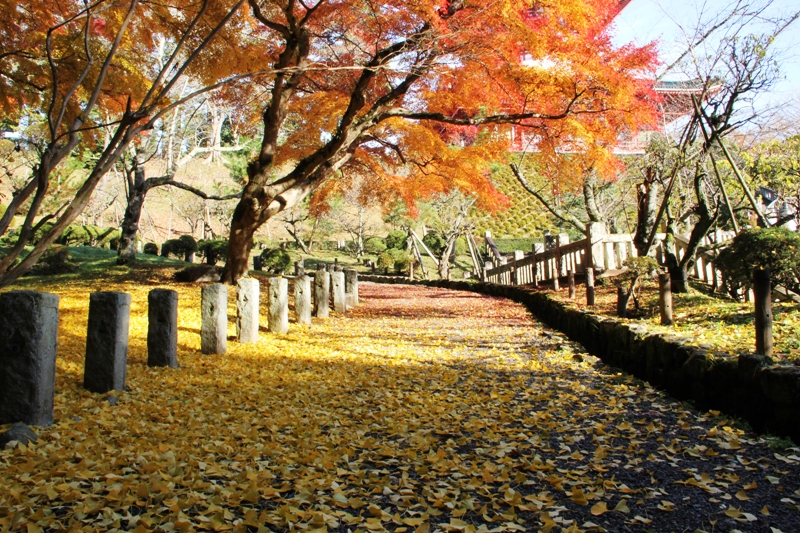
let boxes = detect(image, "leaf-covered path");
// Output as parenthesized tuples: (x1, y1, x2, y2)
(2, 281, 800, 533)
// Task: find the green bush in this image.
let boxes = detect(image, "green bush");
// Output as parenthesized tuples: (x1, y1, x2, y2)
(178, 234, 198, 253)
(716, 227, 800, 297)
(29, 245, 79, 276)
(162, 235, 198, 259)
(364, 236, 386, 255)
(387, 248, 410, 273)
(384, 229, 408, 250)
(57, 225, 120, 249)
(198, 239, 229, 265)
(495, 238, 539, 254)
(260, 248, 292, 274)
(455, 236, 468, 256)
(422, 232, 445, 255)
(143, 243, 159, 255)
(376, 252, 394, 273)
(32, 222, 55, 244)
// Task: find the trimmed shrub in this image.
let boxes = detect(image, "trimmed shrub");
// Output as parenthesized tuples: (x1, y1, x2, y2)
(422, 232, 445, 255)
(29, 245, 79, 276)
(57, 225, 120, 248)
(143, 243, 159, 255)
(198, 239, 229, 265)
(178, 234, 198, 253)
(716, 227, 800, 297)
(364, 236, 387, 255)
(376, 252, 394, 273)
(387, 248, 410, 273)
(162, 235, 199, 259)
(260, 248, 292, 274)
(384, 229, 408, 250)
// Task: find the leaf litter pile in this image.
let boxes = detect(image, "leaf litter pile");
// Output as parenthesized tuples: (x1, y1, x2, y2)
(2, 279, 800, 533)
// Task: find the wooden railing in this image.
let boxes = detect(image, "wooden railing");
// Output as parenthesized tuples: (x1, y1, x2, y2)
(484, 230, 738, 289)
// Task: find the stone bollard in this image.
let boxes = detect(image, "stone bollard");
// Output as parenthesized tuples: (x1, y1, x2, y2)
(295, 260, 305, 277)
(148, 289, 179, 367)
(0, 291, 60, 426)
(84, 292, 131, 394)
(294, 275, 312, 325)
(201, 284, 227, 354)
(314, 270, 330, 318)
(345, 269, 359, 307)
(236, 278, 260, 343)
(331, 271, 347, 313)
(268, 277, 289, 334)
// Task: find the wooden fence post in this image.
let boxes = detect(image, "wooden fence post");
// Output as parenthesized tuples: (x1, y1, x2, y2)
(754, 268, 773, 357)
(617, 286, 627, 318)
(586, 268, 595, 306)
(659, 272, 673, 326)
(568, 270, 575, 299)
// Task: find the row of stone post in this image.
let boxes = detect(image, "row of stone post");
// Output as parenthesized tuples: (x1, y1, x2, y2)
(0, 267, 359, 427)
(0, 289, 179, 427)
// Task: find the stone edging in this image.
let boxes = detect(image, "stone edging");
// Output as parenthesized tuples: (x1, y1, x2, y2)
(360, 275, 800, 443)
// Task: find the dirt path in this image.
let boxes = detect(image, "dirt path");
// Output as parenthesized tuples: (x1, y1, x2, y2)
(1, 282, 799, 533)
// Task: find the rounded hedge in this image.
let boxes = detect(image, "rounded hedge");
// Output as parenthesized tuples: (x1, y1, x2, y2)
(422, 232, 445, 255)
(364, 236, 387, 255)
(260, 248, 292, 273)
(143, 243, 159, 255)
(384, 229, 408, 250)
(716, 227, 800, 297)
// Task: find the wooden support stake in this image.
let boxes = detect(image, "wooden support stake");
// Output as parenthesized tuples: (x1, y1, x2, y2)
(659, 272, 673, 326)
(754, 268, 773, 357)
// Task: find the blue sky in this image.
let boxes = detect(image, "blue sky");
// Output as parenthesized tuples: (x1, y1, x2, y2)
(611, 0, 800, 112)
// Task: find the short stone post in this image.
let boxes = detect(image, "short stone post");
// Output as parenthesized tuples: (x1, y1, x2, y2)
(294, 275, 312, 325)
(236, 278, 260, 343)
(754, 268, 773, 357)
(295, 261, 305, 277)
(84, 292, 131, 394)
(586, 267, 595, 307)
(331, 271, 346, 313)
(0, 291, 60, 426)
(148, 289, 179, 368)
(201, 284, 227, 354)
(314, 271, 330, 318)
(253, 255, 263, 271)
(568, 270, 575, 299)
(185, 251, 194, 263)
(345, 269, 359, 307)
(268, 277, 289, 334)
(659, 272, 673, 326)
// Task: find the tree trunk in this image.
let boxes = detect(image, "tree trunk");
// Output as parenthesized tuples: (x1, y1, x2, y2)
(634, 167, 659, 256)
(438, 236, 458, 280)
(582, 173, 603, 223)
(117, 157, 147, 264)
(221, 202, 259, 283)
(117, 188, 147, 264)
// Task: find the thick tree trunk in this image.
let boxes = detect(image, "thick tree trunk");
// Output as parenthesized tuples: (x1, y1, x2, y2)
(221, 200, 259, 283)
(117, 188, 147, 264)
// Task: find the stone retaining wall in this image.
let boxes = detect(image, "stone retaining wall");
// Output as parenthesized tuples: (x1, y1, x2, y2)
(362, 275, 800, 443)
